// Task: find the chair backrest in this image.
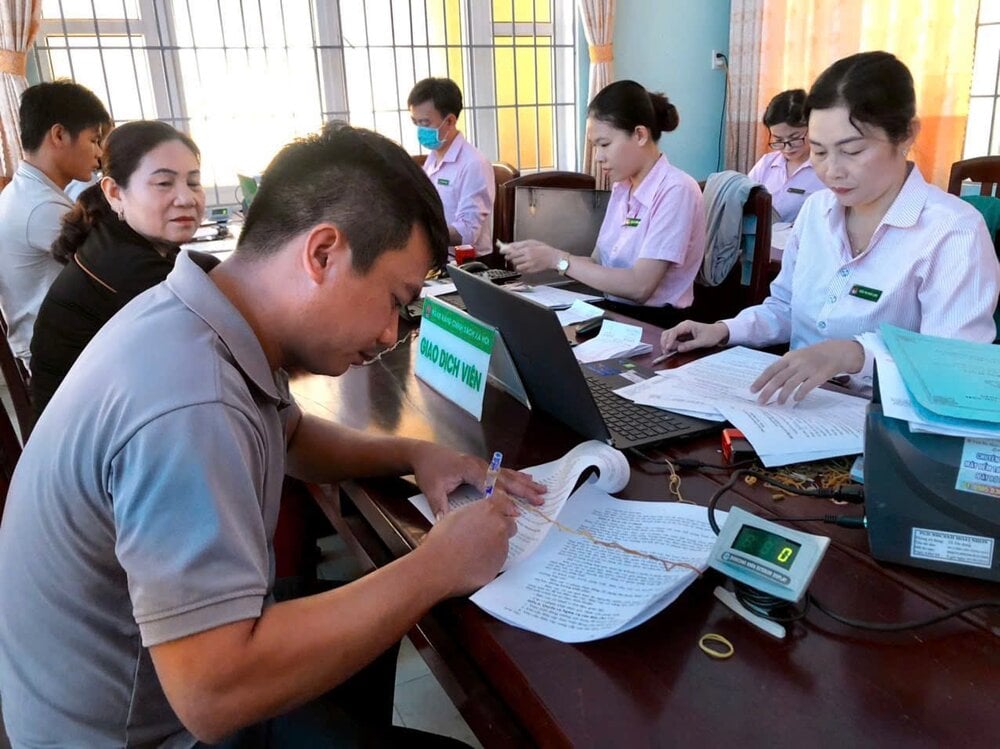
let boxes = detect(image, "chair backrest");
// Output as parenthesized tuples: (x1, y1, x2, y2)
(496, 171, 596, 246)
(0, 313, 34, 442)
(0, 398, 22, 520)
(490, 161, 519, 246)
(947, 156, 1000, 197)
(687, 184, 774, 323)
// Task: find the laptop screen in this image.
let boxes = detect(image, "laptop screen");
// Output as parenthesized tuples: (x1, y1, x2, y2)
(447, 265, 610, 442)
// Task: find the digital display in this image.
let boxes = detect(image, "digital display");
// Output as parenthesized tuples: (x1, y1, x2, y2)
(732, 526, 801, 570)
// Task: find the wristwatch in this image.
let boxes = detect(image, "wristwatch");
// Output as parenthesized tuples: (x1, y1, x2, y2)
(555, 254, 570, 276)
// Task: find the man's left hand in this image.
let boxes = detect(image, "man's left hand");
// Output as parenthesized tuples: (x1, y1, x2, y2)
(411, 442, 546, 517)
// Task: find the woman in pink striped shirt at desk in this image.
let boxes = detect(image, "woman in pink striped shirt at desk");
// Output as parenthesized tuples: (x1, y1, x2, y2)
(501, 80, 705, 328)
(747, 88, 826, 224)
(661, 51, 1000, 404)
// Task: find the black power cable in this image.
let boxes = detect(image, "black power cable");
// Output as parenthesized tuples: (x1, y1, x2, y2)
(705, 468, 1000, 632)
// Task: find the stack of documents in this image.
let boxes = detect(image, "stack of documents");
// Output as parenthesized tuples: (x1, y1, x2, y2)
(572, 319, 652, 363)
(614, 347, 867, 466)
(409, 441, 723, 643)
(862, 325, 1000, 439)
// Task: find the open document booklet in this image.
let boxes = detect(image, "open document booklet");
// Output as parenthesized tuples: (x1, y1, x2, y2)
(408, 441, 724, 643)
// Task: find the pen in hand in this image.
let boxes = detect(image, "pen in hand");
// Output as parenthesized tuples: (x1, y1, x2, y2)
(650, 350, 677, 366)
(483, 451, 503, 499)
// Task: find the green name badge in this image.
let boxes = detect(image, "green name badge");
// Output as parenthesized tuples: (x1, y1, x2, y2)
(437, 178, 450, 186)
(786, 187, 806, 194)
(624, 217, 641, 228)
(415, 297, 495, 420)
(849, 284, 882, 302)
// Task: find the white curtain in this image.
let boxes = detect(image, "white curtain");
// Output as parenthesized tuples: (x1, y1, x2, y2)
(577, 0, 615, 190)
(725, 0, 764, 174)
(0, 0, 40, 180)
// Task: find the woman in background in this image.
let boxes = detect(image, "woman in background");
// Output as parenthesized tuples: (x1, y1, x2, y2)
(661, 51, 999, 404)
(30, 120, 204, 416)
(501, 79, 705, 327)
(747, 89, 826, 223)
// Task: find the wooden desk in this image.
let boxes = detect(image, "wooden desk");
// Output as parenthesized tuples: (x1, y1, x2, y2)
(290, 319, 1000, 748)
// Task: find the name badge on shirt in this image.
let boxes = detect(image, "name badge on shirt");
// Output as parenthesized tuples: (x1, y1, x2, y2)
(849, 284, 882, 302)
(437, 178, 450, 186)
(786, 187, 806, 194)
(623, 217, 641, 228)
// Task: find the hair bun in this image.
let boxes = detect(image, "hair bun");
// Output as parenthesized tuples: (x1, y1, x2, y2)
(649, 92, 679, 133)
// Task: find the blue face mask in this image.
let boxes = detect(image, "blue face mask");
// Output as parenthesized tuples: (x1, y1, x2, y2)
(417, 124, 445, 150)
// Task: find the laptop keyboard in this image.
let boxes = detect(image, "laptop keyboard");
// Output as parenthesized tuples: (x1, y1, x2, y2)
(585, 373, 689, 443)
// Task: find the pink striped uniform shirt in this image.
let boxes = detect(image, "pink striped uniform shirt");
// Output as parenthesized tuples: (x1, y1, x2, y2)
(422, 133, 495, 256)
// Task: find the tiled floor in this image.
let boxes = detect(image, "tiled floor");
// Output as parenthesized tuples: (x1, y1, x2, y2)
(318, 534, 484, 747)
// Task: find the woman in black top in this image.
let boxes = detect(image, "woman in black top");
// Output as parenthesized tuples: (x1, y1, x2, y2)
(30, 120, 204, 416)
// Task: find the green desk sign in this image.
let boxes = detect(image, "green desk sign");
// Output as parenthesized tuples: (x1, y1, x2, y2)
(415, 297, 495, 420)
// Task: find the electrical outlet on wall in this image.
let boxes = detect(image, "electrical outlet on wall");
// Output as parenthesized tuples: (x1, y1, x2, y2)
(711, 50, 726, 70)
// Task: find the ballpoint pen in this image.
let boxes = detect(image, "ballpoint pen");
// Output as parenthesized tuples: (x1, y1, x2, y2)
(483, 451, 503, 499)
(650, 350, 677, 366)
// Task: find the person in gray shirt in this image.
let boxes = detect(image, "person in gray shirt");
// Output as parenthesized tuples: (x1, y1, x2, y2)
(0, 122, 545, 747)
(0, 80, 109, 368)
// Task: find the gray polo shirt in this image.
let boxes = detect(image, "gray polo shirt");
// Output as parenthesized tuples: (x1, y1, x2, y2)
(0, 161, 73, 367)
(0, 251, 295, 747)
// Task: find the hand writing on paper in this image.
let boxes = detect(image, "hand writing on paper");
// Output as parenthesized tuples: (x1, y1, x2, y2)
(411, 442, 545, 517)
(422, 496, 520, 595)
(659, 321, 730, 355)
(499, 239, 562, 274)
(751, 339, 865, 404)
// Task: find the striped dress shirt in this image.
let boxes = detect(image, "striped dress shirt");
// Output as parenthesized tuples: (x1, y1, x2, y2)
(723, 164, 1000, 388)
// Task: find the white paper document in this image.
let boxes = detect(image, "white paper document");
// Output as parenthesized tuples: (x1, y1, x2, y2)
(419, 281, 458, 299)
(860, 331, 1000, 440)
(512, 285, 603, 310)
(572, 319, 652, 363)
(555, 299, 605, 326)
(409, 440, 630, 570)
(470, 485, 724, 643)
(615, 346, 866, 466)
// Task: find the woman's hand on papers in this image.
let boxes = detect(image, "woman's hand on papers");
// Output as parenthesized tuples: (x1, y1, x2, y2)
(500, 239, 563, 274)
(751, 340, 865, 404)
(411, 442, 546, 517)
(659, 321, 730, 354)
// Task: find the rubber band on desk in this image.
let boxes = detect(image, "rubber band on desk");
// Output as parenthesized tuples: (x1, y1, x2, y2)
(698, 633, 734, 660)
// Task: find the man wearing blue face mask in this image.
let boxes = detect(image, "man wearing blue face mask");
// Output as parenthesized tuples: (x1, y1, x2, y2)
(407, 77, 495, 256)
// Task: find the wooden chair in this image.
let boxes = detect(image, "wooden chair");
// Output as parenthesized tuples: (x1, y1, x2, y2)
(495, 171, 596, 246)
(412, 154, 519, 255)
(0, 313, 34, 443)
(687, 184, 774, 323)
(947, 156, 1000, 196)
(0, 388, 23, 520)
(490, 161, 519, 246)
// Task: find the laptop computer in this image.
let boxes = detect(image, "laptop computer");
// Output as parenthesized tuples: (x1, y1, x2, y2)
(447, 265, 716, 449)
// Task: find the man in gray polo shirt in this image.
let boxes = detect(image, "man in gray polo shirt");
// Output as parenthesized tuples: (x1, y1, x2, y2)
(0, 123, 544, 747)
(0, 80, 109, 368)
